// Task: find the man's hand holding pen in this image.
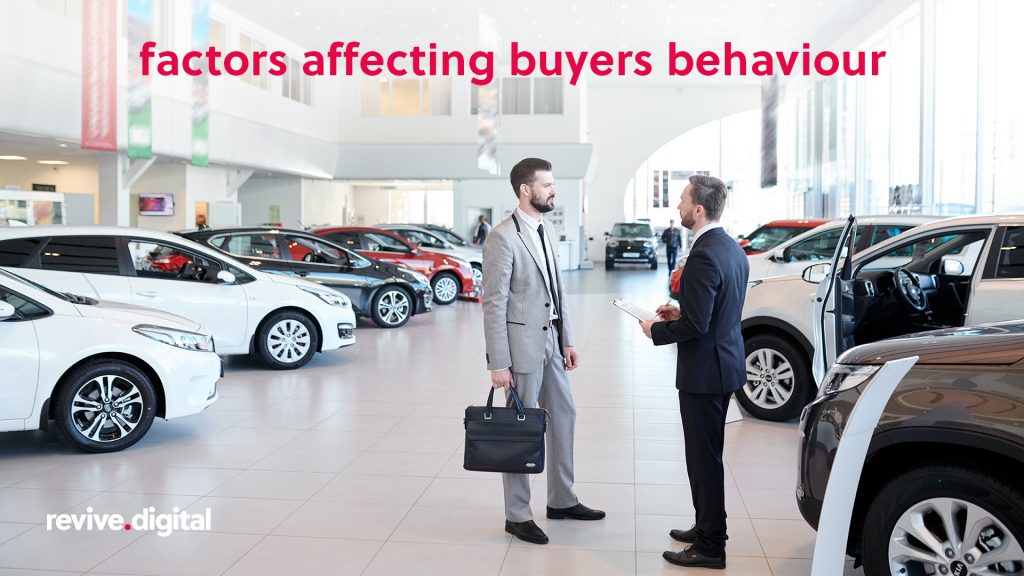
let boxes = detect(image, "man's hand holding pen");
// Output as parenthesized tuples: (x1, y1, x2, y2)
(640, 300, 680, 339)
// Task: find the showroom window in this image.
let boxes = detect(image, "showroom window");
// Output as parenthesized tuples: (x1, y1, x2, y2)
(40, 236, 120, 275)
(239, 33, 270, 91)
(282, 56, 313, 106)
(120, 0, 170, 45)
(995, 227, 1024, 279)
(487, 77, 564, 115)
(361, 78, 451, 116)
(36, 0, 81, 20)
(128, 241, 217, 282)
(0, 238, 41, 267)
(208, 18, 226, 49)
(218, 234, 281, 260)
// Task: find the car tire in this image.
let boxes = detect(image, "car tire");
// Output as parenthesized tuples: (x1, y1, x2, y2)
(431, 272, 460, 305)
(255, 311, 319, 369)
(650, 258, 658, 270)
(737, 334, 812, 421)
(54, 360, 157, 453)
(470, 263, 483, 286)
(371, 285, 412, 328)
(861, 466, 1024, 576)
(605, 260, 614, 270)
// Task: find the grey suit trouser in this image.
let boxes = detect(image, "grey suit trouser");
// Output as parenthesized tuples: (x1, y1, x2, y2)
(503, 325, 579, 522)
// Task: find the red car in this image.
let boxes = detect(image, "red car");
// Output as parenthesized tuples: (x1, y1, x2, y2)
(314, 227, 479, 305)
(669, 219, 828, 298)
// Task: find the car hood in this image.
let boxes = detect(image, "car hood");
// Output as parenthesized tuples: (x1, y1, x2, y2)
(76, 300, 207, 334)
(837, 322, 1024, 366)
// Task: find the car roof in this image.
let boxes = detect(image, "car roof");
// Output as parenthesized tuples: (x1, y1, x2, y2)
(181, 226, 313, 237)
(758, 219, 830, 227)
(0, 225, 201, 243)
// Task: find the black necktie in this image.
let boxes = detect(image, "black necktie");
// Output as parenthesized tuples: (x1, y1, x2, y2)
(537, 223, 560, 319)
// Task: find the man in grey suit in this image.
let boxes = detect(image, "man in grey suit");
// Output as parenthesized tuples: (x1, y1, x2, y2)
(482, 157, 605, 545)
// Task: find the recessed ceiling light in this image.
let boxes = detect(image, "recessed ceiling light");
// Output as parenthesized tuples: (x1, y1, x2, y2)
(0, 155, 27, 161)
(293, 10, 301, 16)
(37, 160, 69, 165)
(58, 143, 68, 148)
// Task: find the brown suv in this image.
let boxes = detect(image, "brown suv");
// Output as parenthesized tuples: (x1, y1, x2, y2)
(797, 321, 1024, 575)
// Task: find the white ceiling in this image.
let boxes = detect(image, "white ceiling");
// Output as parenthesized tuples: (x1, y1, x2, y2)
(217, 0, 885, 82)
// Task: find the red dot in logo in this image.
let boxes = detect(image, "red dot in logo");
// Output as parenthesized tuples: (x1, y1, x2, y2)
(124, 524, 132, 531)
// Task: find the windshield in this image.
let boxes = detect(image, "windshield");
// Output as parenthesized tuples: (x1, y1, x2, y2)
(0, 267, 72, 301)
(611, 223, 654, 237)
(745, 226, 811, 252)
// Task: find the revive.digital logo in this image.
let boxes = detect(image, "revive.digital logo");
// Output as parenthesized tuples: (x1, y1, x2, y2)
(46, 507, 212, 537)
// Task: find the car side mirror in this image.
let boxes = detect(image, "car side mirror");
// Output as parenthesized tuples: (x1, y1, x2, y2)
(0, 301, 16, 320)
(802, 263, 831, 284)
(216, 270, 237, 284)
(942, 258, 965, 276)
(604, 232, 610, 237)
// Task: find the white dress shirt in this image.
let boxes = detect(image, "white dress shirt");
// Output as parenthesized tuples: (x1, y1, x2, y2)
(692, 222, 723, 246)
(515, 208, 559, 321)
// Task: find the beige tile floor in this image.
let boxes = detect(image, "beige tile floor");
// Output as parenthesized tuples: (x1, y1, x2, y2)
(0, 268, 862, 575)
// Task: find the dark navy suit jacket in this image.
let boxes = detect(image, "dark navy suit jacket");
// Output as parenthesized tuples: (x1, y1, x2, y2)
(651, 226, 750, 394)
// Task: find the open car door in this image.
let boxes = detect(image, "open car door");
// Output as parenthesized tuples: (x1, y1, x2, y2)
(811, 215, 857, 385)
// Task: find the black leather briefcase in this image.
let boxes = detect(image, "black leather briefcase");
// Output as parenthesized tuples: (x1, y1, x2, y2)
(464, 386, 547, 474)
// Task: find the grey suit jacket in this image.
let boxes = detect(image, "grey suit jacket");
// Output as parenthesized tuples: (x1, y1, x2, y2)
(482, 212, 574, 373)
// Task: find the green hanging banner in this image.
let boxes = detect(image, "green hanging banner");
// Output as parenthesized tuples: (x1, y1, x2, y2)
(126, 0, 153, 159)
(191, 0, 210, 167)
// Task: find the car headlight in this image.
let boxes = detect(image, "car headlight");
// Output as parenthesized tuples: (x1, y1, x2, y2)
(606, 240, 617, 248)
(817, 364, 879, 398)
(643, 240, 656, 248)
(133, 325, 214, 352)
(299, 286, 350, 307)
(405, 270, 429, 284)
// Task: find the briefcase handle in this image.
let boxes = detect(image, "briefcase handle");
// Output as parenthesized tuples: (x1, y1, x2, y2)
(485, 384, 527, 421)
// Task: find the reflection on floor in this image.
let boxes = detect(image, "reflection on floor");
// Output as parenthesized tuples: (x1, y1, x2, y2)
(0, 267, 861, 576)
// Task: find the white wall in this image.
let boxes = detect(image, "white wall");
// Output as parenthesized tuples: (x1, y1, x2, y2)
(130, 162, 187, 232)
(302, 180, 353, 228)
(585, 84, 760, 261)
(351, 186, 391, 227)
(0, 160, 98, 195)
(238, 176, 302, 226)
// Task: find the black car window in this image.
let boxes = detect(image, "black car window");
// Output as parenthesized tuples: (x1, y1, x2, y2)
(127, 240, 218, 282)
(365, 232, 410, 252)
(325, 232, 362, 250)
(786, 229, 843, 262)
(396, 229, 445, 248)
(996, 227, 1024, 279)
(0, 238, 42, 266)
(745, 226, 808, 253)
(39, 236, 120, 275)
(0, 285, 50, 320)
(284, 235, 351, 266)
(220, 234, 282, 260)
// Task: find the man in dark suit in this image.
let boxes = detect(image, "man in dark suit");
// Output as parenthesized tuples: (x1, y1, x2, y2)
(640, 175, 749, 569)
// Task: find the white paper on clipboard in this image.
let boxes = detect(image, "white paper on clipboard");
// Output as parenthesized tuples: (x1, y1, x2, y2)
(612, 299, 658, 321)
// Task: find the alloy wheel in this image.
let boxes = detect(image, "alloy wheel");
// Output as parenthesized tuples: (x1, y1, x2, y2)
(743, 348, 796, 409)
(70, 375, 145, 443)
(434, 276, 459, 303)
(377, 290, 410, 326)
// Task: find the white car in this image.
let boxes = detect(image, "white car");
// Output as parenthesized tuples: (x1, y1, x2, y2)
(739, 214, 1024, 421)
(0, 268, 220, 452)
(0, 226, 357, 370)
(380, 224, 484, 285)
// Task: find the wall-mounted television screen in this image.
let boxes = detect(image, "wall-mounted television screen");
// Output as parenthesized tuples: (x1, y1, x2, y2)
(139, 193, 174, 216)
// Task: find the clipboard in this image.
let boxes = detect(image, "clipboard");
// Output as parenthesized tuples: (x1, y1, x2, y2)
(612, 298, 657, 322)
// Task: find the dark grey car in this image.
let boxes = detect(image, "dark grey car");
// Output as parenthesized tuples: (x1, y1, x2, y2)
(797, 321, 1024, 575)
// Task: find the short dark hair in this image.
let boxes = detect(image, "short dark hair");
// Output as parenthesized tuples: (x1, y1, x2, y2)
(688, 175, 728, 221)
(509, 158, 552, 198)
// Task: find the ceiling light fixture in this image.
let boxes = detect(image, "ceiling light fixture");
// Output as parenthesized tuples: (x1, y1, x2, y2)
(0, 155, 27, 161)
(58, 143, 68, 148)
(37, 160, 69, 165)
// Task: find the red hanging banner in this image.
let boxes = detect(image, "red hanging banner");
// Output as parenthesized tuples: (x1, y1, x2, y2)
(81, 0, 117, 151)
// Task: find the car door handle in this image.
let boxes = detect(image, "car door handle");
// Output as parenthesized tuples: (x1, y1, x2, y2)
(136, 290, 158, 298)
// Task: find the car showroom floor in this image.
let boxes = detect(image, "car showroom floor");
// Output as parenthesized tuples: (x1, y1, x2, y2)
(0, 267, 860, 576)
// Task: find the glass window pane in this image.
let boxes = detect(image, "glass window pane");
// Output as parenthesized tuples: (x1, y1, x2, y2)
(996, 227, 1024, 279)
(128, 240, 216, 282)
(361, 78, 381, 116)
(533, 78, 563, 114)
(284, 235, 350, 265)
(501, 78, 530, 115)
(391, 79, 421, 116)
(428, 78, 451, 115)
(220, 234, 281, 259)
(933, 0, 978, 214)
(41, 236, 120, 275)
(0, 238, 41, 267)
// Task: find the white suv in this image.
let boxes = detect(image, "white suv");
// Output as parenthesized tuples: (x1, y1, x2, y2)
(0, 268, 220, 452)
(0, 226, 357, 370)
(740, 214, 1024, 421)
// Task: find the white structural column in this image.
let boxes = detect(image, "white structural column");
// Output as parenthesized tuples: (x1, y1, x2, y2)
(97, 153, 156, 226)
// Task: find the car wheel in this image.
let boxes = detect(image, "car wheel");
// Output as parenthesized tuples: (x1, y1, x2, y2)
(371, 286, 412, 328)
(650, 258, 658, 270)
(605, 260, 614, 270)
(470, 264, 483, 286)
(431, 272, 460, 305)
(54, 360, 157, 453)
(737, 334, 811, 421)
(862, 466, 1024, 576)
(255, 311, 319, 369)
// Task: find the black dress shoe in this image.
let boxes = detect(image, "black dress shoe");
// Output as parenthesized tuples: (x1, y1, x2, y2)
(505, 520, 549, 545)
(669, 525, 697, 543)
(662, 546, 726, 569)
(546, 502, 606, 520)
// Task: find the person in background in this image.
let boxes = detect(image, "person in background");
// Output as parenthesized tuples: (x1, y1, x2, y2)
(196, 214, 209, 230)
(661, 219, 682, 272)
(474, 215, 491, 245)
